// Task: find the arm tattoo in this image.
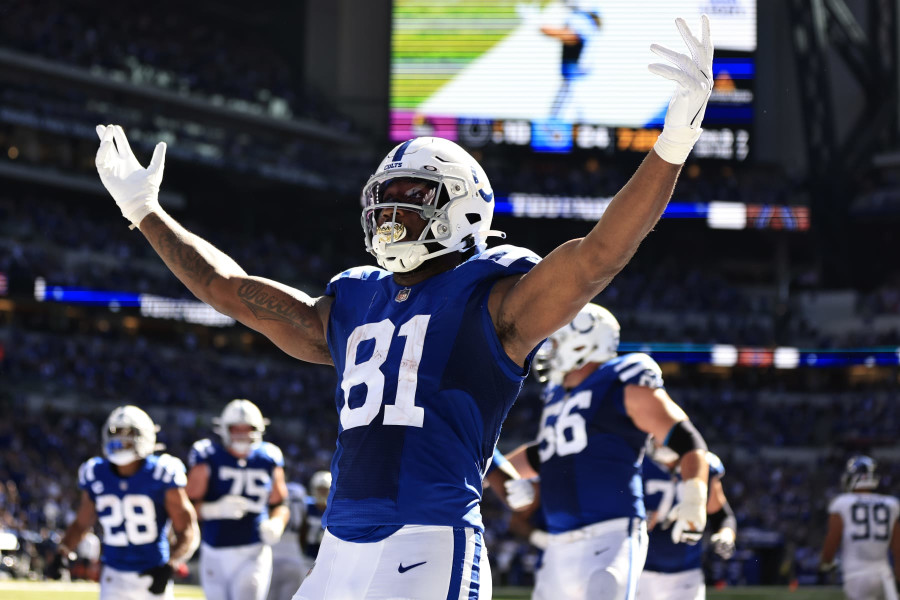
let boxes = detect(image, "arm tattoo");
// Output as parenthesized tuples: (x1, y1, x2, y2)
(237, 281, 315, 330)
(155, 230, 216, 287)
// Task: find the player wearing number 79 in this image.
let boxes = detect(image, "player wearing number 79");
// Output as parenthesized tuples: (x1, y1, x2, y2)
(820, 456, 900, 600)
(186, 399, 290, 600)
(94, 15, 713, 599)
(55, 406, 199, 600)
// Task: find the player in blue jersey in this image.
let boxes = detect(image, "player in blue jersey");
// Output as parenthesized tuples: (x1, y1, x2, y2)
(299, 471, 330, 568)
(503, 304, 710, 600)
(268, 481, 310, 600)
(186, 399, 290, 600)
(637, 448, 736, 600)
(95, 15, 713, 598)
(54, 406, 198, 600)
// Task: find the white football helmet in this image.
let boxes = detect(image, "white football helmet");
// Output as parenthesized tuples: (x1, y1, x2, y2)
(361, 137, 505, 273)
(310, 470, 332, 505)
(534, 303, 620, 385)
(102, 405, 161, 466)
(213, 399, 269, 455)
(644, 436, 680, 467)
(842, 455, 880, 492)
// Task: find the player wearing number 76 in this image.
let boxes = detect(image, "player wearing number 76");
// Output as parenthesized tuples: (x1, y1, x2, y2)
(820, 456, 900, 600)
(54, 406, 199, 600)
(94, 15, 713, 599)
(186, 399, 290, 600)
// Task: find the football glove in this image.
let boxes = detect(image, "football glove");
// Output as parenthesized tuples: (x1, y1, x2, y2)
(95, 124, 167, 228)
(258, 516, 286, 545)
(649, 15, 714, 164)
(199, 495, 254, 520)
(504, 477, 537, 510)
(663, 477, 708, 544)
(710, 527, 736, 559)
(140, 563, 174, 595)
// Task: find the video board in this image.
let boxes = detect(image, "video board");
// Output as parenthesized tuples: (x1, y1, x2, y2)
(391, 0, 756, 158)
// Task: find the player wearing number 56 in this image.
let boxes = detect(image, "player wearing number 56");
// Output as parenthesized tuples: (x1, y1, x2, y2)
(186, 399, 289, 600)
(820, 456, 900, 599)
(94, 15, 712, 598)
(53, 406, 199, 600)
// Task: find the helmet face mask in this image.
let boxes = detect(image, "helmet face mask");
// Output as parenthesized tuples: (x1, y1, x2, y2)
(214, 399, 268, 456)
(102, 406, 159, 466)
(361, 138, 504, 273)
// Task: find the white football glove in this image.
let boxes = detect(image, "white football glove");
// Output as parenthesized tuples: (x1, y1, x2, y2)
(95, 124, 167, 228)
(258, 517, 286, 545)
(528, 529, 551, 550)
(199, 495, 254, 521)
(649, 15, 714, 164)
(663, 478, 708, 544)
(710, 527, 736, 559)
(504, 477, 537, 510)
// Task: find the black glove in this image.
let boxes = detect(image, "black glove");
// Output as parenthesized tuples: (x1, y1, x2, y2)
(46, 552, 69, 580)
(140, 563, 174, 595)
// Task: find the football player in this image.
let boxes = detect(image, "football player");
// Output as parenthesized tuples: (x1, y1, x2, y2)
(54, 406, 198, 599)
(267, 481, 309, 600)
(187, 399, 290, 600)
(503, 304, 710, 599)
(95, 15, 713, 598)
(299, 471, 330, 568)
(637, 447, 736, 600)
(820, 456, 900, 600)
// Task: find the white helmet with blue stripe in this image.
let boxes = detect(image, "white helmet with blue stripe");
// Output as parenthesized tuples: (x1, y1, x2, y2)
(361, 137, 505, 273)
(102, 405, 161, 466)
(535, 303, 621, 385)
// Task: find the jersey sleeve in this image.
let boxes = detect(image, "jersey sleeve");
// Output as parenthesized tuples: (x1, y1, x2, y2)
(188, 439, 216, 469)
(613, 353, 664, 389)
(325, 266, 390, 297)
(707, 452, 725, 480)
(828, 494, 850, 515)
(264, 442, 285, 468)
(472, 245, 541, 273)
(152, 454, 188, 489)
(77, 457, 103, 498)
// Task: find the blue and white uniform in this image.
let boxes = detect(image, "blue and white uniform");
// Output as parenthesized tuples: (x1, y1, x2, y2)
(532, 353, 663, 600)
(637, 452, 726, 600)
(302, 497, 325, 561)
(78, 453, 186, 600)
(294, 245, 539, 600)
(552, 6, 602, 120)
(190, 439, 284, 600)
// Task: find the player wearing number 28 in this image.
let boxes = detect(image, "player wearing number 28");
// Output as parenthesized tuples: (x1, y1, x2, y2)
(57, 406, 199, 600)
(820, 456, 900, 600)
(94, 14, 714, 598)
(186, 399, 290, 600)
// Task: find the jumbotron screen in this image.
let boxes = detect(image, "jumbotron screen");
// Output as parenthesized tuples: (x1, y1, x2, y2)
(391, 0, 756, 159)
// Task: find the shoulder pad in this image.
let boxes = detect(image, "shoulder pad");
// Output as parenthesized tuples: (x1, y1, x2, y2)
(328, 266, 390, 284)
(78, 457, 104, 487)
(188, 439, 216, 467)
(261, 442, 285, 467)
(152, 454, 188, 486)
(613, 353, 664, 388)
(828, 494, 852, 513)
(473, 245, 541, 268)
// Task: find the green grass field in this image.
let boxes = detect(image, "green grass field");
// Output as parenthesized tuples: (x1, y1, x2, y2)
(0, 581, 846, 599)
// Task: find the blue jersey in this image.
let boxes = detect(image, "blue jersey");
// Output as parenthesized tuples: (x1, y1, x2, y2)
(188, 439, 284, 547)
(323, 245, 540, 538)
(643, 452, 725, 573)
(537, 353, 663, 533)
(77, 454, 186, 571)
(303, 497, 326, 559)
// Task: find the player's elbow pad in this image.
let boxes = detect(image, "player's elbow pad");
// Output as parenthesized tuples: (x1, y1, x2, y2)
(664, 420, 707, 457)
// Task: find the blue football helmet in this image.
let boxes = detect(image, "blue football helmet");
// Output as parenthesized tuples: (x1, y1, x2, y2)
(842, 455, 879, 492)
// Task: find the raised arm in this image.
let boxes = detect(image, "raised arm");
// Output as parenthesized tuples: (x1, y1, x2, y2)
(94, 124, 332, 365)
(493, 16, 713, 364)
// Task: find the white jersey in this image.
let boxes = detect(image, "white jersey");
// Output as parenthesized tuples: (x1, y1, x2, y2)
(829, 492, 900, 575)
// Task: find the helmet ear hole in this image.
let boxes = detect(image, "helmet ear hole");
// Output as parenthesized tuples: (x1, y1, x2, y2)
(464, 213, 481, 225)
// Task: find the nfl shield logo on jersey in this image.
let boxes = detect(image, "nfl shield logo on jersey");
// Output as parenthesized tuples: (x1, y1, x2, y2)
(395, 288, 411, 302)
